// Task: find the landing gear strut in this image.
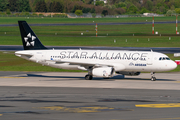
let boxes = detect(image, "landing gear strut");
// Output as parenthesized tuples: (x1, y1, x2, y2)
(85, 74, 93, 80)
(85, 67, 93, 80)
(151, 72, 156, 81)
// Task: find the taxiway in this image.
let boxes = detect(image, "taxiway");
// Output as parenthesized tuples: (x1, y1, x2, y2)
(0, 72, 180, 120)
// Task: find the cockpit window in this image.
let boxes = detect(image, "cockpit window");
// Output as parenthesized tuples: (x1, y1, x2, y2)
(159, 57, 170, 60)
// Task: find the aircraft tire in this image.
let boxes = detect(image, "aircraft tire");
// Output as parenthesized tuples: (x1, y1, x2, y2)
(151, 77, 156, 81)
(85, 75, 93, 80)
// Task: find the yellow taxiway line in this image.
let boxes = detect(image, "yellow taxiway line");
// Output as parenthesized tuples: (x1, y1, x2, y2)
(40, 106, 117, 113)
(136, 103, 180, 108)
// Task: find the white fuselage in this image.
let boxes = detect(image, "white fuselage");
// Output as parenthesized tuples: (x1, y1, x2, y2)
(15, 49, 177, 72)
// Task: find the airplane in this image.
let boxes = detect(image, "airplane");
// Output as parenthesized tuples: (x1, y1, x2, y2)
(15, 21, 177, 81)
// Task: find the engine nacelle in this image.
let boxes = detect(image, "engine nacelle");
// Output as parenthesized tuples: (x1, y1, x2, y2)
(116, 71, 141, 76)
(92, 67, 114, 78)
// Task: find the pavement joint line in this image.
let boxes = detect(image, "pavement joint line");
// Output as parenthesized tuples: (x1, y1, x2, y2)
(0, 76, 25, 78)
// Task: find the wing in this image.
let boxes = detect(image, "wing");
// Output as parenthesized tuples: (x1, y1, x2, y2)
(51, 59, 125, 71)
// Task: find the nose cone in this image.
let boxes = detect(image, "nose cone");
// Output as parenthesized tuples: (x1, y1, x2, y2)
(168, 61, 177, 70)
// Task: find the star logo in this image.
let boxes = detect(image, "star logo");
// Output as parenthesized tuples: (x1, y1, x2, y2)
(24, 33, 36, 47)
(129, 62, 134, 66)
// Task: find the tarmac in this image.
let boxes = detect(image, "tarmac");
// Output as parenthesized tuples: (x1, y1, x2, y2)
(0, 72, 180, 90)
(0, 72, 180, 120)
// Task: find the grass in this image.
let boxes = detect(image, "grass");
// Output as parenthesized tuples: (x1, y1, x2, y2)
(0, 16, 178, 24)
(0, 24, 180, 47)
(1, 35, 180, 47)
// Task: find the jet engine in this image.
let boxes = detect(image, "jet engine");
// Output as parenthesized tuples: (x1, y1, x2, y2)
(116, 71, 141, 76)
(92, 67, 114, 78)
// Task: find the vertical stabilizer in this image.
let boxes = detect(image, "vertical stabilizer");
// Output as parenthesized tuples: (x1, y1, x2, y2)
(18, 21, 47, 50)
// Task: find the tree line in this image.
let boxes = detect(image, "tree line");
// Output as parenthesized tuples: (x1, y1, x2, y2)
(0, 0, 180, 15)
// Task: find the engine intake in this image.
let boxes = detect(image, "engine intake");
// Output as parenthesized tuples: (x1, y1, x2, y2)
(92, 67, 114, 78)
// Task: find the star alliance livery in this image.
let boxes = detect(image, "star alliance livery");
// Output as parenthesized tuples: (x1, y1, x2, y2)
(15, 21, 177, 81)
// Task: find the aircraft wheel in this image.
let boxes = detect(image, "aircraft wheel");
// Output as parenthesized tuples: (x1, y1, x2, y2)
(151, 77, 156, 81)
(85, 74, 93, 80)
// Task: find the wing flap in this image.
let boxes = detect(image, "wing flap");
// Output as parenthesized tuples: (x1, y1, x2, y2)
(55, 59, 109, 67)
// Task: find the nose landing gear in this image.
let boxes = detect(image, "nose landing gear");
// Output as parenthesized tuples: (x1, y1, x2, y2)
(151, 72, 156, 81)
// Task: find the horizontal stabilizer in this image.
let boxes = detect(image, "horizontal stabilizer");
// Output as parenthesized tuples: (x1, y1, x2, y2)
(15, 51, 33, 57)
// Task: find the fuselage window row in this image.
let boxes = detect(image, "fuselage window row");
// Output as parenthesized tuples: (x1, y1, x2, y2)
(50, 56, 146, 60)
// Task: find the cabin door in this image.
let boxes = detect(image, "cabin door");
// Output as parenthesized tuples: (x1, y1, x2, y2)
(147, 52, 153, 65)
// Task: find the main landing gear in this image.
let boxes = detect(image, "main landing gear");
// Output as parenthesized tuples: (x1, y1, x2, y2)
(151, 72, 156, 81)
(85, 74, 93, 80)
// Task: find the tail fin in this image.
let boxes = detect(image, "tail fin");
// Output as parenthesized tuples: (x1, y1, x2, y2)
(18, 21, 47, 50)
